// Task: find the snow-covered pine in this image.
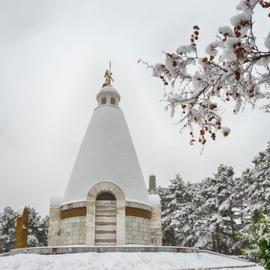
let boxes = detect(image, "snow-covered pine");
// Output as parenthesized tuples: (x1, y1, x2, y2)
(158, 142, 270, 255)
(27, 207, 48, 248)
(245, 142, 270, 217)
(193, 165, 237, 253)
(242, 214, 270, 270)
(0, 207, 16, 253)
(158, 166, 237, 253)
(237, 141, 270, 236)
(141, 0, 270, 144)
(157, 175, 197, 246)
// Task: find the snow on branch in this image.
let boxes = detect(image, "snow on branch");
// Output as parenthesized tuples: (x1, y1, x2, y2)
(140, 0, 270, 145)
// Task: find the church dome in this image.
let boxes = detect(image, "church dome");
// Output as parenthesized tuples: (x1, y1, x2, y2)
(98, 85, 119, 96)
(62, 73, 149, 205)
(96, 85, 121, 106)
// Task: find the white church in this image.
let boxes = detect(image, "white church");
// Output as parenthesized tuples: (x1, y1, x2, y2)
(48, 69, 162, 246)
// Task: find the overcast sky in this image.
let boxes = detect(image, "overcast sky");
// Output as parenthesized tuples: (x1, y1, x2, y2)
(0, 0, 269, 215)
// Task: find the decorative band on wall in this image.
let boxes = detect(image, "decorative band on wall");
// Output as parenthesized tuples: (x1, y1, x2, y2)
(60, 206, 152, 220)
(60, 207, 86, 220)
(125, 207, 152, 220)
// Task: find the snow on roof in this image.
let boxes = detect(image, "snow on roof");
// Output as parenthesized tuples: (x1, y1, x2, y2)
(98, 85, 119, 94)
(0, 252, 263, 270)
(96, 85, 120, 100)
(63, 105, 149, 205)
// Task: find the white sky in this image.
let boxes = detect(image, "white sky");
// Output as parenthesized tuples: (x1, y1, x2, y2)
(0, 0, 269, 215)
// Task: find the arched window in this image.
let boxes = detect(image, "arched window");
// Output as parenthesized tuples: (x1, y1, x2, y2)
(96, 192, 116, 200)
(111, 97, 116, 105)
(101, 97, 106, 104)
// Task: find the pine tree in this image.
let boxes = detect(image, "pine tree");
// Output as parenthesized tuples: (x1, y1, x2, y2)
(243, 214, 270, 270)
(193, 165, 236, 253)
(0, 207, 17, 253)
(234, 143, 270, 239)
(28, 207, 48, 247)
(157, 186, 177, 245)
(158, 174, 194, 246)
(230, 176, 251, 252)
(246, 142, 270, 220)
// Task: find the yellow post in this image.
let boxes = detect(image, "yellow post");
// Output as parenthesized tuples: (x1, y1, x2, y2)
(15, 207, 29, 248)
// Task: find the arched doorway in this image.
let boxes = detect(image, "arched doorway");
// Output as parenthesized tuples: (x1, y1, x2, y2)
(95, 192, 117, 246)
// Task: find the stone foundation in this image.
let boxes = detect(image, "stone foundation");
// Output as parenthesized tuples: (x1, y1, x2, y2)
(126, 216, 150, 244)
(10, 246, 199, 256)
(61, 216, 86, 245)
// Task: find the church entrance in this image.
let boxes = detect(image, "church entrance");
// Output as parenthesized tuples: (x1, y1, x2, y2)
(95, 192, 117, 246)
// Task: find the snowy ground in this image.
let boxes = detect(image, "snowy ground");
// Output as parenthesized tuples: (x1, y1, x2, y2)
(0, 252, 263, 270)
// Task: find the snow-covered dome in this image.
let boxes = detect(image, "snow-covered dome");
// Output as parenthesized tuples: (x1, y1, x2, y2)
(63, 76, 149, 205)
(98, 85, 120, 96)
(96, 85, 121, 107)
